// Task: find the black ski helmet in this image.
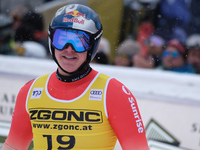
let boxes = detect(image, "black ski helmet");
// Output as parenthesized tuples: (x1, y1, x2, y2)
(48, 4, 103, 74)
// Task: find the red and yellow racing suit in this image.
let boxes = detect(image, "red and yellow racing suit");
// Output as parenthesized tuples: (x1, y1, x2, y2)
(4, 69, 149, 150)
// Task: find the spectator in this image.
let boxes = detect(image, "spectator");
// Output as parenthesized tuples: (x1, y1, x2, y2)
(0, 14, 16, 55)
(155, 0, 190, 43)
(15, 41, 48, 58)
(161, 39, 194, 73)
(187, 0, 200, 35)
(0, 0, 44, 15)
(114, 39, 141, 66)
(137, 22, 154, 55)
(133, 34, 165, 69)
(97, 37, 111, 57)
(92, 51, 109, 64)
(9, 5, 28, 31)
(92, 37, 110, 64)
(186, 34, 200, 74)
(14, 11, 48, 56)
(15, 11, 48, 46)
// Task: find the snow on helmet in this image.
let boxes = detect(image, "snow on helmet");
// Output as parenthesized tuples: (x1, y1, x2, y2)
(48, 4, 103, 74)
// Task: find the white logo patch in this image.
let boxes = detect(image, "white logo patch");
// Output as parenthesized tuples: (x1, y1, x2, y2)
(89, 89, 103, 101)
(31, 88, 43, 99)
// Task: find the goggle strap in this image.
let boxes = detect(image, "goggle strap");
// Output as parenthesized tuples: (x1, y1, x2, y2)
(94, 25, 103, 41)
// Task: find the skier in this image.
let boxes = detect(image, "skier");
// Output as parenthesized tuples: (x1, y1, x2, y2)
(1, 4, 149, 150)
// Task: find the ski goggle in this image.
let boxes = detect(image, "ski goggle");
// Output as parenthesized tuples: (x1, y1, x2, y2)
(162, 50, 180, 58)
(52, 29, 91, 52)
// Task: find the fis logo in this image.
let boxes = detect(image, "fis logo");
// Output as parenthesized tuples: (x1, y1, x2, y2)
(31, 88, 43, 99)
(89, 89, 103, 101)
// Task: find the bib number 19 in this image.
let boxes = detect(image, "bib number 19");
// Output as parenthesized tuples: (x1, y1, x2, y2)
(43, 135, 75, 149)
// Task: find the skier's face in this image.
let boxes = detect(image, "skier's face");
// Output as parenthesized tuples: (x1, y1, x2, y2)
(55, 45, 87, 76)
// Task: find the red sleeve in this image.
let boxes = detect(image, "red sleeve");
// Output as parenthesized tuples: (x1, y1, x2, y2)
(106, 78, 149, 150)
(5, 80, 34, 150)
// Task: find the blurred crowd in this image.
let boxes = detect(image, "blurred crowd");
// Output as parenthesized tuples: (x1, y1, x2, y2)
(94, 0, 200, 75)
(0, 0, 52, 58)
(0, 0, 200, 75)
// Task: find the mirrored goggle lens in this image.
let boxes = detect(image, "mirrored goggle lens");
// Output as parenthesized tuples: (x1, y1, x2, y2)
(52, 29, 91, 52)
